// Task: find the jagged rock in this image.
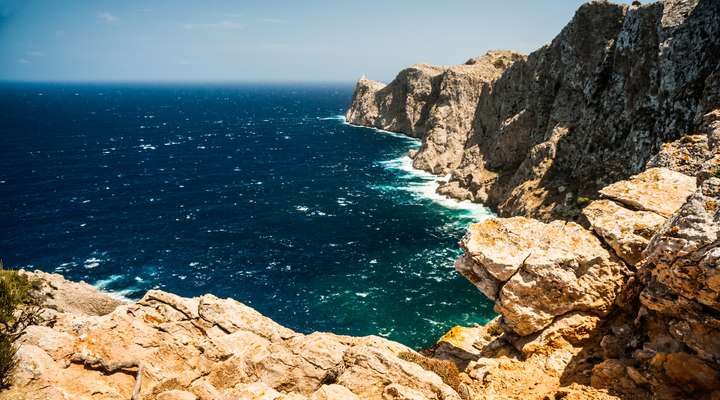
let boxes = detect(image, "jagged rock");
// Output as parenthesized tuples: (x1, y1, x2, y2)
(437, 181, 474, 201)
(458, 217, 629, 336)
(582, 199, 666, 266)
(513, 313, 601, 356)
(21, 269, 124, 316)
(647, 134, 711, 175)
(643, 177, 720, 311)
(348, 0, 720, 220)
(598, 168, 697, 217)
(5, 273, 461, 400)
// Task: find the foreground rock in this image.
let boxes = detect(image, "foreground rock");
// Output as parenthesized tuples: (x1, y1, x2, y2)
(598, 168, 696, 218)
(6, 273, 461, 400)
(582, 200, 666, 266)
(457, 217, 629, 336)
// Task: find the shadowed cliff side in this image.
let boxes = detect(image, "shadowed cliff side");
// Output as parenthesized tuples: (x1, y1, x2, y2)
(347, 0, 720, 221)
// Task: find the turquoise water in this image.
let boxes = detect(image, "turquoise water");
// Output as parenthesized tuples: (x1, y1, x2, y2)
(0, 83, 496, 348)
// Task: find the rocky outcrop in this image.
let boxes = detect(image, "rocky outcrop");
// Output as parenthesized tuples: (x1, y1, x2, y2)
(582, 199, 666, 266)
(454, 156, 717, 398)
(457, 217, 629, 336)
(5, 272, 463, 400)
(598, 167, 697, 217)
(346, 51, 525, 174)
(348, 0, 720, 220)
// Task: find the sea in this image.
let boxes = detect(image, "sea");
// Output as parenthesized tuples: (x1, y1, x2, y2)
(0, 82, 495, 348)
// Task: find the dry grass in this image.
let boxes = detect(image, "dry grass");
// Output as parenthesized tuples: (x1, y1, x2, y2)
(398, 351, 461, 392)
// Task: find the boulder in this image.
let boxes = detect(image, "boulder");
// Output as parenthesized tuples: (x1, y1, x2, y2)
(458, 217, 630, 336)
(598, 168, 696, 217)
(582, 199, 666, 266)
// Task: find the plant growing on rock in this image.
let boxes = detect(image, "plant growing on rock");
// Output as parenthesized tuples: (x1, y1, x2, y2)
(0, 268, 42, 388)
(398, 351, 462, 392)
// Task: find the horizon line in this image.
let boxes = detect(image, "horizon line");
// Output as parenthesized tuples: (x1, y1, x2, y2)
(0, 79, 360, 85)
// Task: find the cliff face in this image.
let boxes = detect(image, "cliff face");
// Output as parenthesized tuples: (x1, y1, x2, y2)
(347, 0, 720, 220)
(345, 0, 720, 398)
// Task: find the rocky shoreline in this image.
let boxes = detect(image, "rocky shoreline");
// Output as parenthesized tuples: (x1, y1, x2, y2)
(4, 0, 720, 399)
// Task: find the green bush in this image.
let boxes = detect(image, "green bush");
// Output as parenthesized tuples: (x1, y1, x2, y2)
(576, 196, 592, 205)
(0, 269, 41, 388)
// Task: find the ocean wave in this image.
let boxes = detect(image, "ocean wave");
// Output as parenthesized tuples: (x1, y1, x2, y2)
(334, 115, 421, 144)
(379, 155, 495, 221)
(93, 274, 136, 301)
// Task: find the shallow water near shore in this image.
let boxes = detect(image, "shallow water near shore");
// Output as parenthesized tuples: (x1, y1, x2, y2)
(1, 83, 495, 347)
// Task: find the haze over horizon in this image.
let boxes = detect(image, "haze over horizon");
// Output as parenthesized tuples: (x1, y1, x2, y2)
(0, 0, 632, 83)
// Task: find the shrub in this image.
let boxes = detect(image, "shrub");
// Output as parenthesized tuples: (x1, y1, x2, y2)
(398, 351, 461, 392)
(0, 269, 41, 388)
(576, 196, 592, 205)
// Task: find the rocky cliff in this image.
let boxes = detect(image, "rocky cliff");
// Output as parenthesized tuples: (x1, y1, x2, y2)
(4, 1, 720, 399)
(346, 0, 720, 398)
(4, 271, 619, 400)
(347, 0, 720, 221)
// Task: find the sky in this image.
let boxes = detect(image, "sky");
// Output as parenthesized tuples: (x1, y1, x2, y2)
(0, 0, 631, 82)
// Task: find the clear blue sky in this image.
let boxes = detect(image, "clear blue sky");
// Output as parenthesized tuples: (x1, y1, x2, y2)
(0, 0, 630, 82)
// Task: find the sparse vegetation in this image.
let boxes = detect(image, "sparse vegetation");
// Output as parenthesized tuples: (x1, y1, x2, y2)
(398, 351, 461, 392)
(576, 196, 592, 205)
(486, 321, 504, 337)
(0, 268, 42, 388)
(713, 168, 720, 179)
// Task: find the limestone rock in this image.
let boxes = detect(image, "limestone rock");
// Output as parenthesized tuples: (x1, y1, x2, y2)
(309, 384, 359, 400)
(643, 177, 720, 311)
(513, 313, 601, 356)
(647, 134, 712, 175)
(348, 0, 720, 220)
(598, 168, 697, 217)
(5, 273, 461, 400)
(21, 269, 123, 316)
(582, 199, 666, 266)
(156, 390, 198, 400)
(459, 217, 629, 336)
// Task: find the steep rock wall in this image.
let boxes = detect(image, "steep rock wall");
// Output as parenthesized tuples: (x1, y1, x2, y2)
(347, 0, 720, 220)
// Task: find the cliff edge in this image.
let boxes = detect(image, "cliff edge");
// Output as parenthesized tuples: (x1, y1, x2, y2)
(347, 0, 720, 221)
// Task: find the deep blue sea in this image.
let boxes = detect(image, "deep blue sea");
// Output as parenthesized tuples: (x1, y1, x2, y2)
(0, 83, 495, 348)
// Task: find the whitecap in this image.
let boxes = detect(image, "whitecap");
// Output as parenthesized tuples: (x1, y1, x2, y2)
(338, 116, 421, 143)
(83, 257, 102, 269)
(379, 155, 495, 221)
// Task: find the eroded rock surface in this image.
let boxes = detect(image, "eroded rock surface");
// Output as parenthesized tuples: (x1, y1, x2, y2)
(598, 167, 696, 217)
(5, 274, 461, 400)
(582, 199, 666, 266)
(458, 217, 629, 336)
(348, 0, 720, 220)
